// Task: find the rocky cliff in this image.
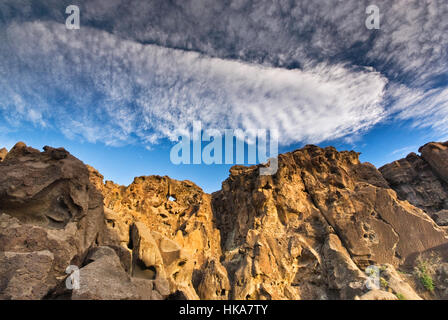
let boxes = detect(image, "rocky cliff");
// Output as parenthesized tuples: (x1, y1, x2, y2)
(379, 142, 448, 227)
(1, 141, 448, 300)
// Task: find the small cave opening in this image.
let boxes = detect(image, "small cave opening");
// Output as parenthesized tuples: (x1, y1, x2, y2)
(106, 219, 115, 228)
(167, 290, 187, 300)
(127, 238, 134, 251)
(262, 182, 272, 190)
(167, 195, 177, 202)
(127, 225, 135, 250)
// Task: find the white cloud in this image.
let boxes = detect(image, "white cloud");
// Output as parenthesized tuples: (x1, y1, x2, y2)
(0, 21, 388, 147)
(387, 83, 448, 138)
(1, 0, 447, 147)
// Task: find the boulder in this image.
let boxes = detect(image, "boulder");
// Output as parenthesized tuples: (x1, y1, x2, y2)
(379, 264, 422, 300)
(71, 246, 140, 300)
(420, 142, 448, 185)
(130, 222, 198, 299)
(0, 249, 54, 299)
(0, 142, 104, 299)
(380, 148, 448, 226)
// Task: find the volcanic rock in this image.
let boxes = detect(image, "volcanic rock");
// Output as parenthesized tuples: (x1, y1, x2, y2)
(1, 141, 448, 300)
(0, 143, 104, 299)
(380, 142, 448, 225)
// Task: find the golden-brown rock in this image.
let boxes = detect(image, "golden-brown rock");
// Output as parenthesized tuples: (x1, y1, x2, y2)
(0, 148, 7, 161)
(92, 173, 226, 299)
(2, 141, 448, 300)
(0, 143, 104, 299)
(212, 145, 448, 299)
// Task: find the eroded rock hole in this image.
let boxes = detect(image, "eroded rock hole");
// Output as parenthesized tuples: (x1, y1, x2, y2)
(167, 290, 187, 300)
(127, 227, 134, 250)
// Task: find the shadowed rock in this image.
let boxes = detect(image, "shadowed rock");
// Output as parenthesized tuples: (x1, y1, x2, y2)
(380, 141, 448, 225)
(0, 142, 104, 299)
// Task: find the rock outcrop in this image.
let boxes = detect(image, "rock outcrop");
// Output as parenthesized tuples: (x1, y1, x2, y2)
(1, 141, 448, 300)
(212, 145, 446, 299)
(380, 141, 448, 226)
(0, 143, 176, 300)
(89, 169, 227, 299)
(0, 142, 104, 299)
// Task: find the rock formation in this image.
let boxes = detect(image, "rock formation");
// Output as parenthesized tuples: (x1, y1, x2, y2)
(1, 141, 448, 300)
(379, 142, 448, 226)
(212, 145, 447, 299)
(0, 142, 104, 299)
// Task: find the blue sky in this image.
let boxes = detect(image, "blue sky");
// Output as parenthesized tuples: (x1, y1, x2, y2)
(1, 0, 447, 193)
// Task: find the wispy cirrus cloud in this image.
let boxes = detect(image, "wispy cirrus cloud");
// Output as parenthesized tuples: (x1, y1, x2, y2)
(0, 21, 387, 147)
(0, 0, 447, 148)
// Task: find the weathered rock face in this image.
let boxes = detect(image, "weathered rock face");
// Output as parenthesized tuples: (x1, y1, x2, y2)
(212, 145, 447, 299)
(71, 246, 141, 300)
(420, 142, 448, 185)
(1, 141, 447, 300)
(380, 142, 448, 226)
(89, 170, 227, 299)
(130, 222, 198, 299)
(0, 142, 104, 299)
(0, 143, 189, 300)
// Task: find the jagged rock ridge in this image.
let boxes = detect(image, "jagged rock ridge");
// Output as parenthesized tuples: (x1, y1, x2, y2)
(380, 142, 448, 226)
(1, 141, 448, 300)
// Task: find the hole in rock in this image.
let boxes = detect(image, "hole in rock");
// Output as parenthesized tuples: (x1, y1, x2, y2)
(167, 195, 177, 202)
(167, 291, 187, 300)
(127, 227, 134, 250)
(262, 182, 272, 190)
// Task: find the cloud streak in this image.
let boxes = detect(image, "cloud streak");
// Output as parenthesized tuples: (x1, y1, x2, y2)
(0, 0, 447, 148)
(0, 21, 387, 147)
